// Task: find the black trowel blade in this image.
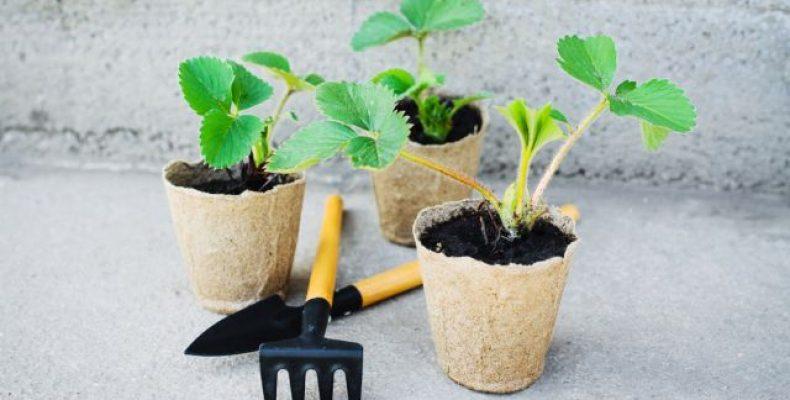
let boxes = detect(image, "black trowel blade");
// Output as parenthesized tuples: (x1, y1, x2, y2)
(185, 295, 302, 356)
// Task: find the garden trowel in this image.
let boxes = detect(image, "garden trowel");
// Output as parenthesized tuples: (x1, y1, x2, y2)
(185, 260, 421, 356)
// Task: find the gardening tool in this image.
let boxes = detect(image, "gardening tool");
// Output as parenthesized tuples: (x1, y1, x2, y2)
(185, 203, 580, 356)
(184, 260, 421, 356)
(259, 194, 363, 400)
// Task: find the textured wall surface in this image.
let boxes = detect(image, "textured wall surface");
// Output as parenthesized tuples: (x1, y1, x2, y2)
(1, 0, 788, 193)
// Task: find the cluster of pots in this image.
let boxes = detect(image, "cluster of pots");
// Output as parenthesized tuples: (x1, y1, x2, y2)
(163, 101, 577, 393)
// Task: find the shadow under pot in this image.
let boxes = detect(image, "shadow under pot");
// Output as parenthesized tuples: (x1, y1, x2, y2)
(162, 160, 305, 314)
(370, 96, 488, 246)
(413, 199, 578, 393)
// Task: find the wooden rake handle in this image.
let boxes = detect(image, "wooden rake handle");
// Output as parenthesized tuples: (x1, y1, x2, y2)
(305, 195, 344, 305)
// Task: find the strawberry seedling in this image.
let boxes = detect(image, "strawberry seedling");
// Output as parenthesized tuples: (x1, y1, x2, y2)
(177, 52, 324, 192)
(269, 34, 696, 237)
(352, 0, 488, 144)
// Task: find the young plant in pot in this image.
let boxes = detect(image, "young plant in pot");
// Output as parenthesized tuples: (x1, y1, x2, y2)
(163, 52, 324, 314)
(269, 34, 696, 392)
(351, 0, 489, 246)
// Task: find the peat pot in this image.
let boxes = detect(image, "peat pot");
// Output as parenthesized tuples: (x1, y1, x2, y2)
(163, 160, 305, 314)
(371, 100, 488, 246)
(413, 199, 578, 393)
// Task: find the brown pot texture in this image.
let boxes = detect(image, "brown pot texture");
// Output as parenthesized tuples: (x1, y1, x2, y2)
(162, 160, 305, 314)
(413, 199, 578, 393)
(371, 105, 488, 246)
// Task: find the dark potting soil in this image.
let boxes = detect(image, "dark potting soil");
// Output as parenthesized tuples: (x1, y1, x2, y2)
(191, 173, 293, 195)
(181, 163, 295, 195)
(419, 206, 575, 266)
(396, 97, 483, 145)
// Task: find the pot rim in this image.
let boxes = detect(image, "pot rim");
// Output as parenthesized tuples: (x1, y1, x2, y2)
(162, 159, 306, 200)
(405, 93, 489, 150)
(414, 199, 579, 272)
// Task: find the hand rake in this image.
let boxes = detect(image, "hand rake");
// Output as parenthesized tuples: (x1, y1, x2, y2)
(259, 195, 362, 400)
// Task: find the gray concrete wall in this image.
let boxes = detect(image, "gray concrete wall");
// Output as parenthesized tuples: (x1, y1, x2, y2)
(1, 0, 788, 193)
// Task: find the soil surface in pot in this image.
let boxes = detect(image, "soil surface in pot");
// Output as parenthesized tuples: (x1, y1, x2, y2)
(396, 97, 483, 145)
(419, 206, 575, 266)
(173, 162, 295, 195)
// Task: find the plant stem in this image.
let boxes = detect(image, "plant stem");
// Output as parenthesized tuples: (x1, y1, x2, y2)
(268, 88, 293, 146)
(416, 35, 426, 77)
(514, 151, 530, 218)
(399, 149, 501, 211)
(531, 96, 609, 206)
(251, 88, 293, 168)
(251, 139, 266, 167)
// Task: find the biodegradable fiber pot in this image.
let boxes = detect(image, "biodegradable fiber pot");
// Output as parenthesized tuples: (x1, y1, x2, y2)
(163, 160, 305, 314)
(413, 200, 578, 393)
(371, 105, 488, 246)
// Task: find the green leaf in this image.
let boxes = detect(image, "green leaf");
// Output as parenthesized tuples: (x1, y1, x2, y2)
(228, 61, 273, 111)
(556, 35, 617, 92)
(243, 51, 317, 91)
(303, 73, 325, 86)
(345, 136, 381, 169)
(640, 120, 670, 151)
(267, 121, 357, 173)
(178, 56, 234, 115)
(400, 0, 485, 32)
(199, 110, 264, 169)
(242, 52, 291, 72)
(549, 108, 568, 123)
(418, 67, 445, 87)
(351, 12, 413, 51)
(615, 80, 637, 96)
(415, 91, 488, 143)
(608, 79, 696, 132)
(345, 109, 411, 169)
(450, 91, 489, 115)
(372, 68, 416, 95)
(323, 82, 412, 168)
(316, 82, 399, 131)
(497, 99, 565, 160)
(404, 67, 445, 98)
(419, 95, 454, 143)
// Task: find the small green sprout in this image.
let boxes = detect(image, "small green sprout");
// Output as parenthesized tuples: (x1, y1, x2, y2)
(496, 100, 566, 229)
(272, 34, 697, 236)
(352, 0, 488, 143)
(178, 52, 323, 172)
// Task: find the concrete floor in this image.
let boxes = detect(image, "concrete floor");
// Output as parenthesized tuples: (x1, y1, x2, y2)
(1, 168, 788, 399)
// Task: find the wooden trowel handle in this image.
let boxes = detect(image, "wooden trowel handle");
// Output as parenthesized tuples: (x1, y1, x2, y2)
(305, 195, 343, 305)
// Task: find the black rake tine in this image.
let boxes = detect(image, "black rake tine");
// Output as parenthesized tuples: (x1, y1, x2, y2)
(288, 366, 306, 400)
(317, 368, 334, 400)
(346, 364, 363, 400)
(260, 367, 278, 400)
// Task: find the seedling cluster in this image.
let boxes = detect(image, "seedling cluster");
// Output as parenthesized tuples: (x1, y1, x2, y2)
(178, 51, 323, 187)
(270, 34, 696, 237)
(353, 0, 489, 143)
(176, 4, 696, 238)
